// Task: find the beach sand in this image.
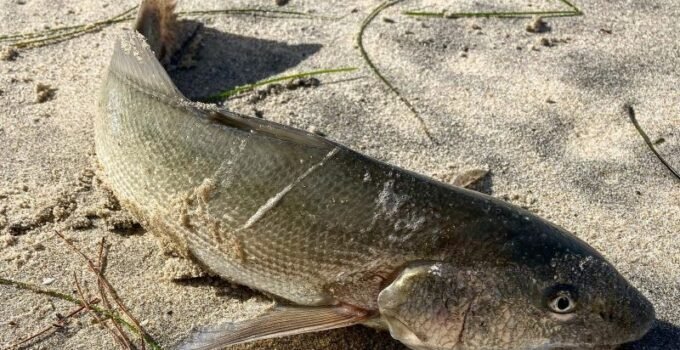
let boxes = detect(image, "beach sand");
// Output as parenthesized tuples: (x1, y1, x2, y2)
(1, 0, 678, 349)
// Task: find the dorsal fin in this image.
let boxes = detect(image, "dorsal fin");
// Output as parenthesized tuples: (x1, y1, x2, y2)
(109, 29, 185, 99)
(134, 0, 178, 63)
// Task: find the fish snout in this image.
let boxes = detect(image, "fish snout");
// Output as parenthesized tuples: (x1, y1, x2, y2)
(628, 289, 655, 340)
(603, 284, 655, 343)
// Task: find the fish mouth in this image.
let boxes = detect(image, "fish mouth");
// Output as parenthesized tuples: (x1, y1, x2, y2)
(528, 341, 617, 350)
(379, 313, 430, 350)
(542, 346, 613, 350)
(636, 300, 656, 340)
(531, 316, 657, 350)
(617, 287, 656, 344)
(618, 315, 656, 346)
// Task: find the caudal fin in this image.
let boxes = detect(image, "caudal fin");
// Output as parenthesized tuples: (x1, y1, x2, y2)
(134, 0, 178, 63)
(109, 30, 185, 99)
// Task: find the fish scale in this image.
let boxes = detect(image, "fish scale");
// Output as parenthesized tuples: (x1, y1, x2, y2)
(98, 36, 385, 306)
(95, 13, 654, 348)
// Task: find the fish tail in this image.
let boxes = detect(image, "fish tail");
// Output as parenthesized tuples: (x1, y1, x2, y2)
(109, 30, 185, 99)
(134, 0, 178, 63)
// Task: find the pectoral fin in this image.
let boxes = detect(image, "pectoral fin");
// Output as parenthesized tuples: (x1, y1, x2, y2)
(180, 304, 371, 350)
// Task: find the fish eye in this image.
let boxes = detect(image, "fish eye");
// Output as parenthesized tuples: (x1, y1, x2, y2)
(549, 293, 576, 314)
(544, 284, 578, 314)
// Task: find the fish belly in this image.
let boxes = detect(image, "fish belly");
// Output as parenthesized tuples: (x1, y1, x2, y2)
(95, 71, 403, 306)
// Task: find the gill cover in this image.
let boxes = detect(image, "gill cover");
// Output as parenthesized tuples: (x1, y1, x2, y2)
(378, 262, 476, 350)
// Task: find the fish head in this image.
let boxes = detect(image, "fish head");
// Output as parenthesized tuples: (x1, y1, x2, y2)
(529, 251, 656, 348)
(377, 254, 654, 349)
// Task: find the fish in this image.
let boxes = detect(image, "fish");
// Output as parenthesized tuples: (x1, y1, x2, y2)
(94, 1, 655, 349)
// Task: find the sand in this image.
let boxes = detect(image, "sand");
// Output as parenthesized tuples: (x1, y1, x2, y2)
(0, 0, 678, 349)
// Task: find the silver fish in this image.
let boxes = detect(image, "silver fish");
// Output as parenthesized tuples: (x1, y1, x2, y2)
(94, 2, 655, 349)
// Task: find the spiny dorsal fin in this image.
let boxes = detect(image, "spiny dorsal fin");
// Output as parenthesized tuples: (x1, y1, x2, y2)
(179, 305, 371, 350)
(134, 0, 178, 63)
(109, 29, 185, 100)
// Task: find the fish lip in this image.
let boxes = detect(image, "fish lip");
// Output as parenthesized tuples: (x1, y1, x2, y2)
(623, 289, 656, 343)
(379, 311, 429, 347)
(532, 344, 609, 349)
(620, 314, 656, 345)
(529, 340, 621, 349)
(640, 297, 656, 333)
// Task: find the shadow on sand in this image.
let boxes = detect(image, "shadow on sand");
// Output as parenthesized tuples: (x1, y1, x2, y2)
(168, 20, 322, 100)
(620, 320, 680, 350)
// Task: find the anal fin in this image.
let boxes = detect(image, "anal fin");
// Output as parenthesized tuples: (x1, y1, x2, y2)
(180, 304, 372, 350)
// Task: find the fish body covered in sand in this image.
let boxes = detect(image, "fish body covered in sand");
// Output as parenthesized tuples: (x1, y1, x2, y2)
(94, 1, 655, 349)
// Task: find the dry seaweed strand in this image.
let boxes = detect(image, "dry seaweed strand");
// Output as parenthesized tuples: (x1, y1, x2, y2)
(73, 271, 132, 350)
(0, 6, 325, 50)
(5, 298, 100, 349)
(55, 231, 150, 350)
(0, 277, 162, 349)
(178, 8, 327, 19)
(203, 67, 358, 102)
(2, 6, 139, 49)
(0, 6, 138, 42)
(358, 0, 435, 143)
(95, 237, 135, 349)
(96, 237, 124, 338)
(403, 0, 583, 18)
(626, 105, 680, 182)
(559, 0, 584, 14)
